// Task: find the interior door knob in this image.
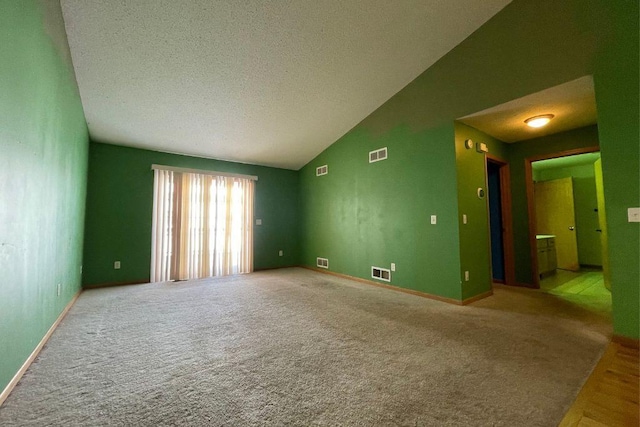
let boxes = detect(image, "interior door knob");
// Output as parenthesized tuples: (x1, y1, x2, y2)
(568, 226, 575, 231)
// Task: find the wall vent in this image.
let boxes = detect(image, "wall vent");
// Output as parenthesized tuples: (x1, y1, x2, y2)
(317, 257, 329, 269)
(371, 266, 391, 282)
(369, 147, 388, 163)
(316, 165, 328, 176)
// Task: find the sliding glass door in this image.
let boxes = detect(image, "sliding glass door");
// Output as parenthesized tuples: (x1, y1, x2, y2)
(151, 166, 254, 282)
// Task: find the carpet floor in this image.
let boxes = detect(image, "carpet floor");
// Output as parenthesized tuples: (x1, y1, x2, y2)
(0, 268, 608, 426)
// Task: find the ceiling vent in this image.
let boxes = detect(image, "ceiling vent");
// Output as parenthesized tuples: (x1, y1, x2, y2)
(369, 147, 388, 163)
(317, 257, 329, 269)
(316, 165, 328, 176)
(371, 266, 391, 282)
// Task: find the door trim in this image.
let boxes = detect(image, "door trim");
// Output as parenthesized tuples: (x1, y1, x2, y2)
(525, 146, 600, 287)
(486, 154, 516, 287)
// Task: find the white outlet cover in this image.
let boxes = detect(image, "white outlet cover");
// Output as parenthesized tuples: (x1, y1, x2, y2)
(391, 263, 396, 272)
(256, 219, 262, 225)
(463, 214, 467, 224)
(430, 215, 437, 224)
(464, 271, 470, 281)
(114, 261, 121, 269)
(279, 250, 283, 256)
(628, 207, 640, 223)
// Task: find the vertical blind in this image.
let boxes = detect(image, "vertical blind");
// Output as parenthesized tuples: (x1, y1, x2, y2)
(151, 166, 255, 282)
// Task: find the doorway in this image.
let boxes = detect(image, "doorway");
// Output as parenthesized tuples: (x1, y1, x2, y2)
(486, 154, 515, 286)
(525, 147, 609, 290)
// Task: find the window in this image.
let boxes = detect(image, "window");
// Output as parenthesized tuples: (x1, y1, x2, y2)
(150, 165, 255, 282)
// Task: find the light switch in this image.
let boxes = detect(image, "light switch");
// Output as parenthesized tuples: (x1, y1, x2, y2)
(463, 214, 468, 224)
(430, 215, 437, 225)
(628, 207, 640, 223)
(114, 261, 121, 269)
(256, 219, 262, 226)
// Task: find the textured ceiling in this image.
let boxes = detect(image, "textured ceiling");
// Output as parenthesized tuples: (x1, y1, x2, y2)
(60, 0, 511, 169)
(458, 76, 597, 143)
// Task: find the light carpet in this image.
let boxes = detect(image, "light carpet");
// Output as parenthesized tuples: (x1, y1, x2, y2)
(0, 268, 608, 426)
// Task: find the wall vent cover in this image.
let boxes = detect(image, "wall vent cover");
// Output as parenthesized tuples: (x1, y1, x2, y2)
(371, 266, 391, 282)
(316, 165, 328, 176)
(317, 257, 329, 269)
(369, 147, 388, 163)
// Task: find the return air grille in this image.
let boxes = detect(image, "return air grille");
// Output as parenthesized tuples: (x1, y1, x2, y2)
(369, 147, 388, 163)
(371, 266, 391, 282)
(317, 257, 329, 269)
(316, 165, 328, 176)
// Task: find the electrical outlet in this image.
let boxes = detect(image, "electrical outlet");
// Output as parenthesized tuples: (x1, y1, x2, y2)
(430, 215, 437, 225)
(463, 214, 468, 224)
(391, 263, 396, 272)
(256, 219, 262, 226)
(278, 250, 283, 256)
(57, 283, 61, 296)
(464, 271, 470, 281)
(114, 261, 121, 269)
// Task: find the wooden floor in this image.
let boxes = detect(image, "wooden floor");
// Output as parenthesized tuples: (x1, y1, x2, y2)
(560, 342, 639, 427)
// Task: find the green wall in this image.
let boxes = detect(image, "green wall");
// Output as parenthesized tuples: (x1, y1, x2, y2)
(0, 1, 89, 392)
(299, 1, 638, 338)
(454, 123, 508, 299)
(534, 162, 602, 267)
(300, 125, 462, 299)
(83, 143, 299, 286)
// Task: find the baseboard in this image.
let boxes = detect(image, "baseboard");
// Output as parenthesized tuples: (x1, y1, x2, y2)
(461, 290, 493, 305)
(612, 334, 640, 349)
(580, 264, 603, 270)
(83, 279, 148, 289)
(301, 265, 468, 306)
(0, 289, 82, 407)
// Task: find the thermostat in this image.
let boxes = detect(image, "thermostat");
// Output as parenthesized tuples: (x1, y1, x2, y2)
(476, 142, 488, 153)
(465, 139, 474, 149)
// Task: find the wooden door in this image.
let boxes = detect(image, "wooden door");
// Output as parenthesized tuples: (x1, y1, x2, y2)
(534, 177, 579, 271)
(594, 159, 611, 290)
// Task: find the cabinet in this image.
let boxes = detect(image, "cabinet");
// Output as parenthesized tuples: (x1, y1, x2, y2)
(536, 235, 557, 277)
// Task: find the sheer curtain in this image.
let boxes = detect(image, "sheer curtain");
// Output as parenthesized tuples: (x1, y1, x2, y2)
(151, 167, 254, 282)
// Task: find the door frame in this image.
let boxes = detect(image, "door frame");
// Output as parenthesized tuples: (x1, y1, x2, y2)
(485, 154, 516, 286)
(525, 146, 600, 288)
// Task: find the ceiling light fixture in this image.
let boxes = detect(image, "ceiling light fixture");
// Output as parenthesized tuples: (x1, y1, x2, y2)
(525, 114, 554, 128)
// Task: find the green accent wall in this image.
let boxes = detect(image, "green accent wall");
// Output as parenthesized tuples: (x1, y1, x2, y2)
(299, 1, 638, 338)
(0, 1, 89, 392)
(82, 143, 299, 287)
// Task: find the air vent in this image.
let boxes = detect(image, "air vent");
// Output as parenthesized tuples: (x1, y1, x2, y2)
(369, 147, 388, 163)
(371, 266, 391, 282)
(316, 165, 328, 176)
(317, 257, 329, 269)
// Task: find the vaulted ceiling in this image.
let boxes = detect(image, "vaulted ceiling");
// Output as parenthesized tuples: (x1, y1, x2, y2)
(61, 0, 511, 169)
